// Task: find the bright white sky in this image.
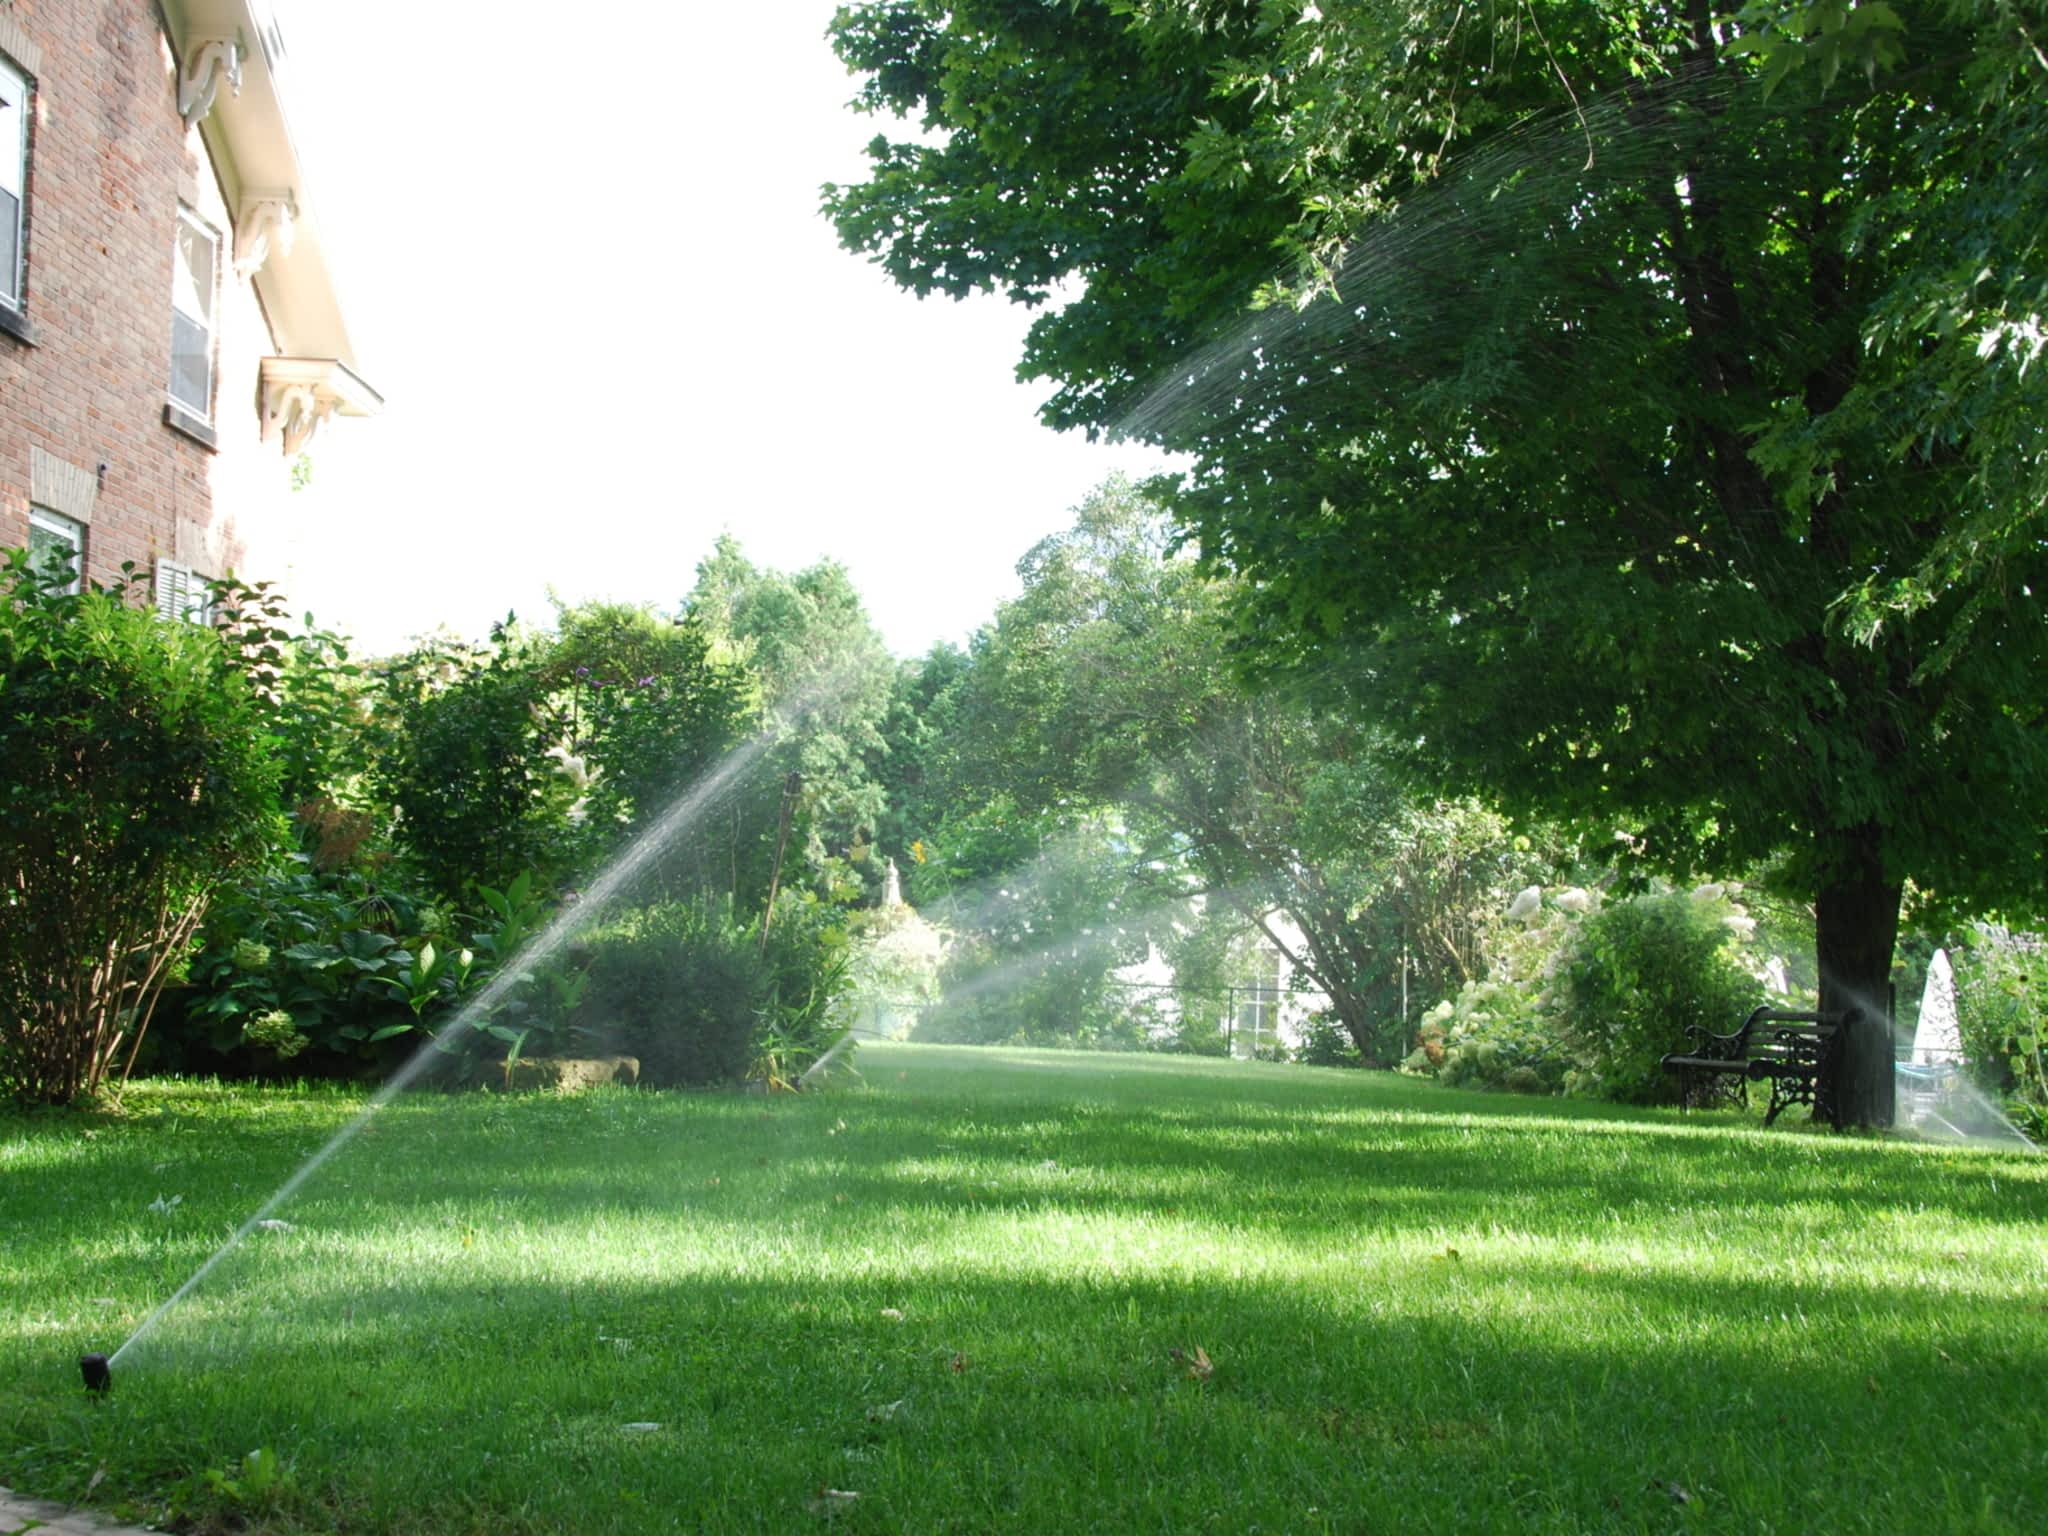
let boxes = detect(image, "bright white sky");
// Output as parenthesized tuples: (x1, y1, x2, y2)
(269, 1, 1176, 659)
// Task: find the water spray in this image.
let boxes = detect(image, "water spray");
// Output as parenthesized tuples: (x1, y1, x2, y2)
(96, 733, 798, 1374)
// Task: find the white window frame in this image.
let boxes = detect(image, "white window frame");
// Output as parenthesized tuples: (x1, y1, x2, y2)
(28, 506, 84, 595)
(154, 558, 213, 624)
(1, 53, 27, 314)
(168, 205, 220, 420)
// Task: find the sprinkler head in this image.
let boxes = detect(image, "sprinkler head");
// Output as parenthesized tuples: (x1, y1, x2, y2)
(80, 1353, 111, 1393)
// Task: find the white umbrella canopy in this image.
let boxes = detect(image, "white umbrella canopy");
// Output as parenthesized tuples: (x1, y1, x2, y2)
(1912, 949, 1965, 1066)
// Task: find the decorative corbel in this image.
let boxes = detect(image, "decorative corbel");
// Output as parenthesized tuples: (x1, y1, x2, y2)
(233, 193, 297, 279)
(260, 378, 332, 456)
(178, 38, 242, 130)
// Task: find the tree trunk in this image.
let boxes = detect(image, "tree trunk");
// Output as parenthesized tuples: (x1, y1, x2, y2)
(1814, 826, 1902, 1129)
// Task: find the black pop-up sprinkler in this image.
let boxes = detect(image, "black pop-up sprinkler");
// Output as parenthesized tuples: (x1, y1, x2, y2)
(80, 1353, 111, 1393)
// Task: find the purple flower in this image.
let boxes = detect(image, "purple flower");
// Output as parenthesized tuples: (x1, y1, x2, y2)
(637, 675, 657, 687)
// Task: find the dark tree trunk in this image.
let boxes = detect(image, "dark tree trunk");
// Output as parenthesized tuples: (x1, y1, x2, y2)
(1814, 825, 1902, 1128)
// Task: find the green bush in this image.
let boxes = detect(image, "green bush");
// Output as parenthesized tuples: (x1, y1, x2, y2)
(169, 861, 436, 1072)
(1558, 892, 1759, 1104)
(573, 900, 764, 1087)
(1295, 1014, 1362, 1068)
(1403, 978, 1568, 1094)
(375, 630, 575, 903)
(755, 891, 855, 1086)
(0, 554, 283, 1102)
(1952, 926, 2047, 1134)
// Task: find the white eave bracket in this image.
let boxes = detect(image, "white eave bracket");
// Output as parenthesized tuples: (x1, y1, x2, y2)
(179, 36, 244, 129)
(234, 190, 297, 279)
(258, 356, 382, 456)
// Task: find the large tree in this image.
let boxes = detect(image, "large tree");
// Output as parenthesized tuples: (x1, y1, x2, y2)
(929, 480, 1534, 1061)
(827, 0, 2048, 1123)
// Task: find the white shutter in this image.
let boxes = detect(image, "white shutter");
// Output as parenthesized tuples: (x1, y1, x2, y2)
(155, 559, 207, 623)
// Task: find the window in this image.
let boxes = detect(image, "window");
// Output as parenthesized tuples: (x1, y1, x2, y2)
(1, 54, 26, 315)
(154, 559, 213, 624)
(27, 506, 83, 594)
(169, 207, 218, 419)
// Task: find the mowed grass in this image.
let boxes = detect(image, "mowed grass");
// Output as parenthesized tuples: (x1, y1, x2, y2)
(3, 1044, 2045, 1535)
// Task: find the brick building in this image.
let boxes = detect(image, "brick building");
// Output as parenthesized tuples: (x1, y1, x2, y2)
(1, 0, 374, 608)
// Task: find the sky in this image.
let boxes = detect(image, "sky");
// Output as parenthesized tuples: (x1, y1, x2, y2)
(264, 1, 1175, 660)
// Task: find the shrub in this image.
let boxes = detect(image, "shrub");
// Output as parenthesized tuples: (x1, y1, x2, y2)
(573, 899, 764, 1087)
(755, 891, 855, 1085)
(1295, 1014, 1362, 1068)
(169, 860, 435, 1071)
(1405, 978, 1569, 1094)
(1558, 891, 1759, 1104)
(0, 554, 283, 1102)
(1952, 926, 2047, 1134)
(374, 630, 575, 902)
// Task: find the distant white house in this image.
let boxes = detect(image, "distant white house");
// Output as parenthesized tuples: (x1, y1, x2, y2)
(1115, 906, 1331, 1057)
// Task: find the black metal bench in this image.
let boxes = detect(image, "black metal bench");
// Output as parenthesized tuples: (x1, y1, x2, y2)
(1660, 1007, 1845, 1129)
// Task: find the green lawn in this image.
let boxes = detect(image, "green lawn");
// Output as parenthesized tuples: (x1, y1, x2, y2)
(3, 1044, 2043, 1534)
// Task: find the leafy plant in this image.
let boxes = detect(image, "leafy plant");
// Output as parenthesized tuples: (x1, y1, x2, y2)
(1557, 892, 1761, 1104)
(171, 861, 431, 1069)
(374, 629, 574, 902)
(0, 552, 283, 1103)
(1405, 979, 1569, 1095)
(574, 900, 765, 1087)
(1953, 925, 2048, 1135)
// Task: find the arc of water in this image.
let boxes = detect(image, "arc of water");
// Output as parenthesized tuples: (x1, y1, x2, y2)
(110, 731, 775, 1367)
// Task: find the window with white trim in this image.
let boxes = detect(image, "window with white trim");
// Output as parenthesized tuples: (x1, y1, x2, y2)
(169, 207, 219, 419)
(154, 559, 213, 624)
(1, 54, 27, 314)
(27, 506, 83, 595)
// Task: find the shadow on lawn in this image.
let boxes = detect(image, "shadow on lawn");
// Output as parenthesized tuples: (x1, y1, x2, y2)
(26, 1257, 2047, 1535)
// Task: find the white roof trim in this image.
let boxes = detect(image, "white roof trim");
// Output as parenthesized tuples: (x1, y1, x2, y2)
(163, 0, 374, 391)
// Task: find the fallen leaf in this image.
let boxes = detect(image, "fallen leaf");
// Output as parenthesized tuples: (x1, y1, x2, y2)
(1865, 1376, 1881, 1396)
(809, 1488, 860, 1516)
(1660, 1480, 1691, 1505)
(1170, 1345, 1215, 1382)
(85, 1466, 106, 1496)
(866, 1399, 907, 1423)
(949, 1351, 969, 1373)
(879, 1308, 905, 1322)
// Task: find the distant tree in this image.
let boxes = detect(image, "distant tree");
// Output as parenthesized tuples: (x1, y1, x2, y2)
(543, 600, 757, 894)
(933, 480, 1535, 1061)
(828, 0, 2048, 1122)
(684, 538, 897, 904)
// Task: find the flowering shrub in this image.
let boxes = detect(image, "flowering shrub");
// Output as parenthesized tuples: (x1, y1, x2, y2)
(1952, 926, 2048, 1137)
(1402, 978, 1567, 1094)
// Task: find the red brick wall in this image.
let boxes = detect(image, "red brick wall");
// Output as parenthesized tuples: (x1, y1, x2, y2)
(0, 0, 250, 586)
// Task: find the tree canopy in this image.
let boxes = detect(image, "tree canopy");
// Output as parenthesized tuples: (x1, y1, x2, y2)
(828, 0, 2048, 1121)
